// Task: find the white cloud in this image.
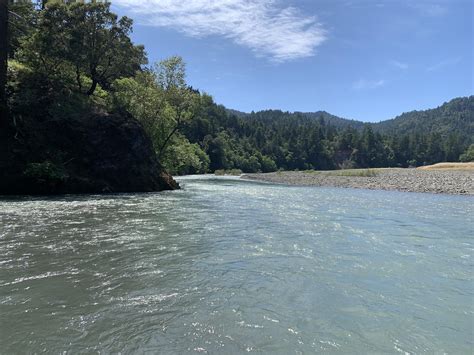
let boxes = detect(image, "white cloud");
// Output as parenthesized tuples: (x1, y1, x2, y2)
(426, 57, 461, 72)
(113, 0, 327, 62)
(352, 79, 385, 90)
(390, 60, 408, 70)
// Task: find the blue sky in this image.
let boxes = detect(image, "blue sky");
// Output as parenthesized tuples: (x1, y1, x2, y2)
(112, 0, 473, 122)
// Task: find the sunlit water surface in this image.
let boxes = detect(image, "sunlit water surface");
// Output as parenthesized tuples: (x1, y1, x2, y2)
(0, 176, 472, 354)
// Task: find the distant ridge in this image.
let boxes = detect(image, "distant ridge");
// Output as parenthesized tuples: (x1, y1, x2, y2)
(372, 96, 474, 139)
(299, 111, 365, 130)
(225, 108, 249, 118)
(227, 96, 473, 144)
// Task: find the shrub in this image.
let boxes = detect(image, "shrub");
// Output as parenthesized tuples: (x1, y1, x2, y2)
(214, 169, 242, 176)
(459, 144, 474, 162)
(23, 161, 68, 182)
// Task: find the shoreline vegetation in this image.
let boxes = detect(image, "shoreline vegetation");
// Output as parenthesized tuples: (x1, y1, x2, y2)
(241, 163, 474, 195)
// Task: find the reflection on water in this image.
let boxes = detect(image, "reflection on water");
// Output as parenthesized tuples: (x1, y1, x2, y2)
(0, 176, 473, 353)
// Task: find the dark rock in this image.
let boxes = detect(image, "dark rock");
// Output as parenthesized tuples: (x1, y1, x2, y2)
(0, 112, 179, 195)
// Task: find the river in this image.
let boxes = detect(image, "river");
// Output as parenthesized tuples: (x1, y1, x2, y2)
(0, 176, 472, 353)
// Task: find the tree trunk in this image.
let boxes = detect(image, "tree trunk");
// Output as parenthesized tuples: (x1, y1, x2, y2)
(86, 80, 98, 96)
(157, 124, 179, 160)
(0, 0, 8, 124)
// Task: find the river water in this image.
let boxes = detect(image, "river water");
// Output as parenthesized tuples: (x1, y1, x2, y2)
(0, 176, 472, 354)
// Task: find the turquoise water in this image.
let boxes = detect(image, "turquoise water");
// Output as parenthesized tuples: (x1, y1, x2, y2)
(0, 176, 472, 353)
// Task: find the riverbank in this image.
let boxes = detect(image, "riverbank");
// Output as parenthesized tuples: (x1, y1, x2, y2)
(242, 167, 474, 195)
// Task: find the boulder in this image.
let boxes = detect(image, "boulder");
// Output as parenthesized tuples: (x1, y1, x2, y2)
(0, 112, 179, 194)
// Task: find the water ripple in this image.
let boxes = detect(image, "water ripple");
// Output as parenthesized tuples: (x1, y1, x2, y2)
(0, 176, 472, 353)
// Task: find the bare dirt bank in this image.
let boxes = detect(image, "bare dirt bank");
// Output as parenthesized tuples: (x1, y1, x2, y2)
(242, 168, 474, 195)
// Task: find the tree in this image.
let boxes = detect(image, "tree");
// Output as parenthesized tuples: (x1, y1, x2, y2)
(68, 3, 146, 95)
(112, 71, 166, 152)
(7, 1, 36, 60)
(157, 55, 186, 91)
(426, 132, 444, 164)
(459, 144, 474, 162)
(22, 2, 146, 96)
(154, 56, 199, 159)
(111, 58, 202, 173)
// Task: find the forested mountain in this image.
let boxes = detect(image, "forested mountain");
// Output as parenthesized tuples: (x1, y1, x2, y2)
(227, 109, 365, 130)
(174, 96, 473, 174)
(228, 96, 474, 140)
(225, 108, 248, 118)
(301, 111, 365, 130)
(373, 96, 473, 142)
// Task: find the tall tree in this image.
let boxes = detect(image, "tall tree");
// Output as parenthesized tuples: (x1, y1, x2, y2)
(67, 2, 146, 95)
(155, 56, 199, 159)
(22, 2, 146, 96)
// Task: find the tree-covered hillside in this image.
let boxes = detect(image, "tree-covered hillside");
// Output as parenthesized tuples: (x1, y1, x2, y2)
(228, 96, 474, 142)
(176, 96, 473, 174)
(373, 96, 473, 144)
(301, 111, 365, 130)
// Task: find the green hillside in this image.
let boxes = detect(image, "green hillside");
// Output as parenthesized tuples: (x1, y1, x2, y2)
(373, 96, 473, 145)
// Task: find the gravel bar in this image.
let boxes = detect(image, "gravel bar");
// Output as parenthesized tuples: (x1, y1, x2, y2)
(242, 169, 474, 195)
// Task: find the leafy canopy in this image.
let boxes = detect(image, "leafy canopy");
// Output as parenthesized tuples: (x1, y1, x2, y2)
(111, 56, 206, 174)
(21, 2, 146, 96)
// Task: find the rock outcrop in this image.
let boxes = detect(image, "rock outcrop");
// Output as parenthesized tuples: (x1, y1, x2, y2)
(0, 112, 179, 195)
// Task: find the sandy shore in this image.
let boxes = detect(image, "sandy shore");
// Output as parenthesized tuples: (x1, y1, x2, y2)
(242, 168, 474, 195)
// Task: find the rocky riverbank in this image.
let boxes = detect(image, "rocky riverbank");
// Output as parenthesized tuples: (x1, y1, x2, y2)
(243, 168, 474, 195)
(0, 112, 179, 195)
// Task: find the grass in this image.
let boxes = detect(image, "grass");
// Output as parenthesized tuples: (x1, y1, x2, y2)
(303, 169, 321, 174)
(275, 168, 380, 177)
(328, 169, 378, 177)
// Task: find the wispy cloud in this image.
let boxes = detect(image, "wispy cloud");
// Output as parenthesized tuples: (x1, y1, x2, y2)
(113, 0, 327, 62)
(426, 57, 462, 72)
(390, 60, 408, 70)
(352, 79, 386, 90)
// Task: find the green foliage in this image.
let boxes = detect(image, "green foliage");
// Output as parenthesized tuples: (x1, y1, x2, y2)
(23, 160, 68, 182)
(20, 2, 146, 96)
(110, 58, 202, 174)
(8, 58, 104, 119)
(459, 144, 474, 162)
(260, 155, 277, 172)
(112, 72, 166, 150)
(8, 1, 37, 60)
(161, 133, 209, 175)
(214, 169, 242, 176)
(374, 97, 474, 145)
(156, 56, 186, 91)
(154, 56, 200, 158)
(8, 2, 147, 120)
(179, 96, 472, 173)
